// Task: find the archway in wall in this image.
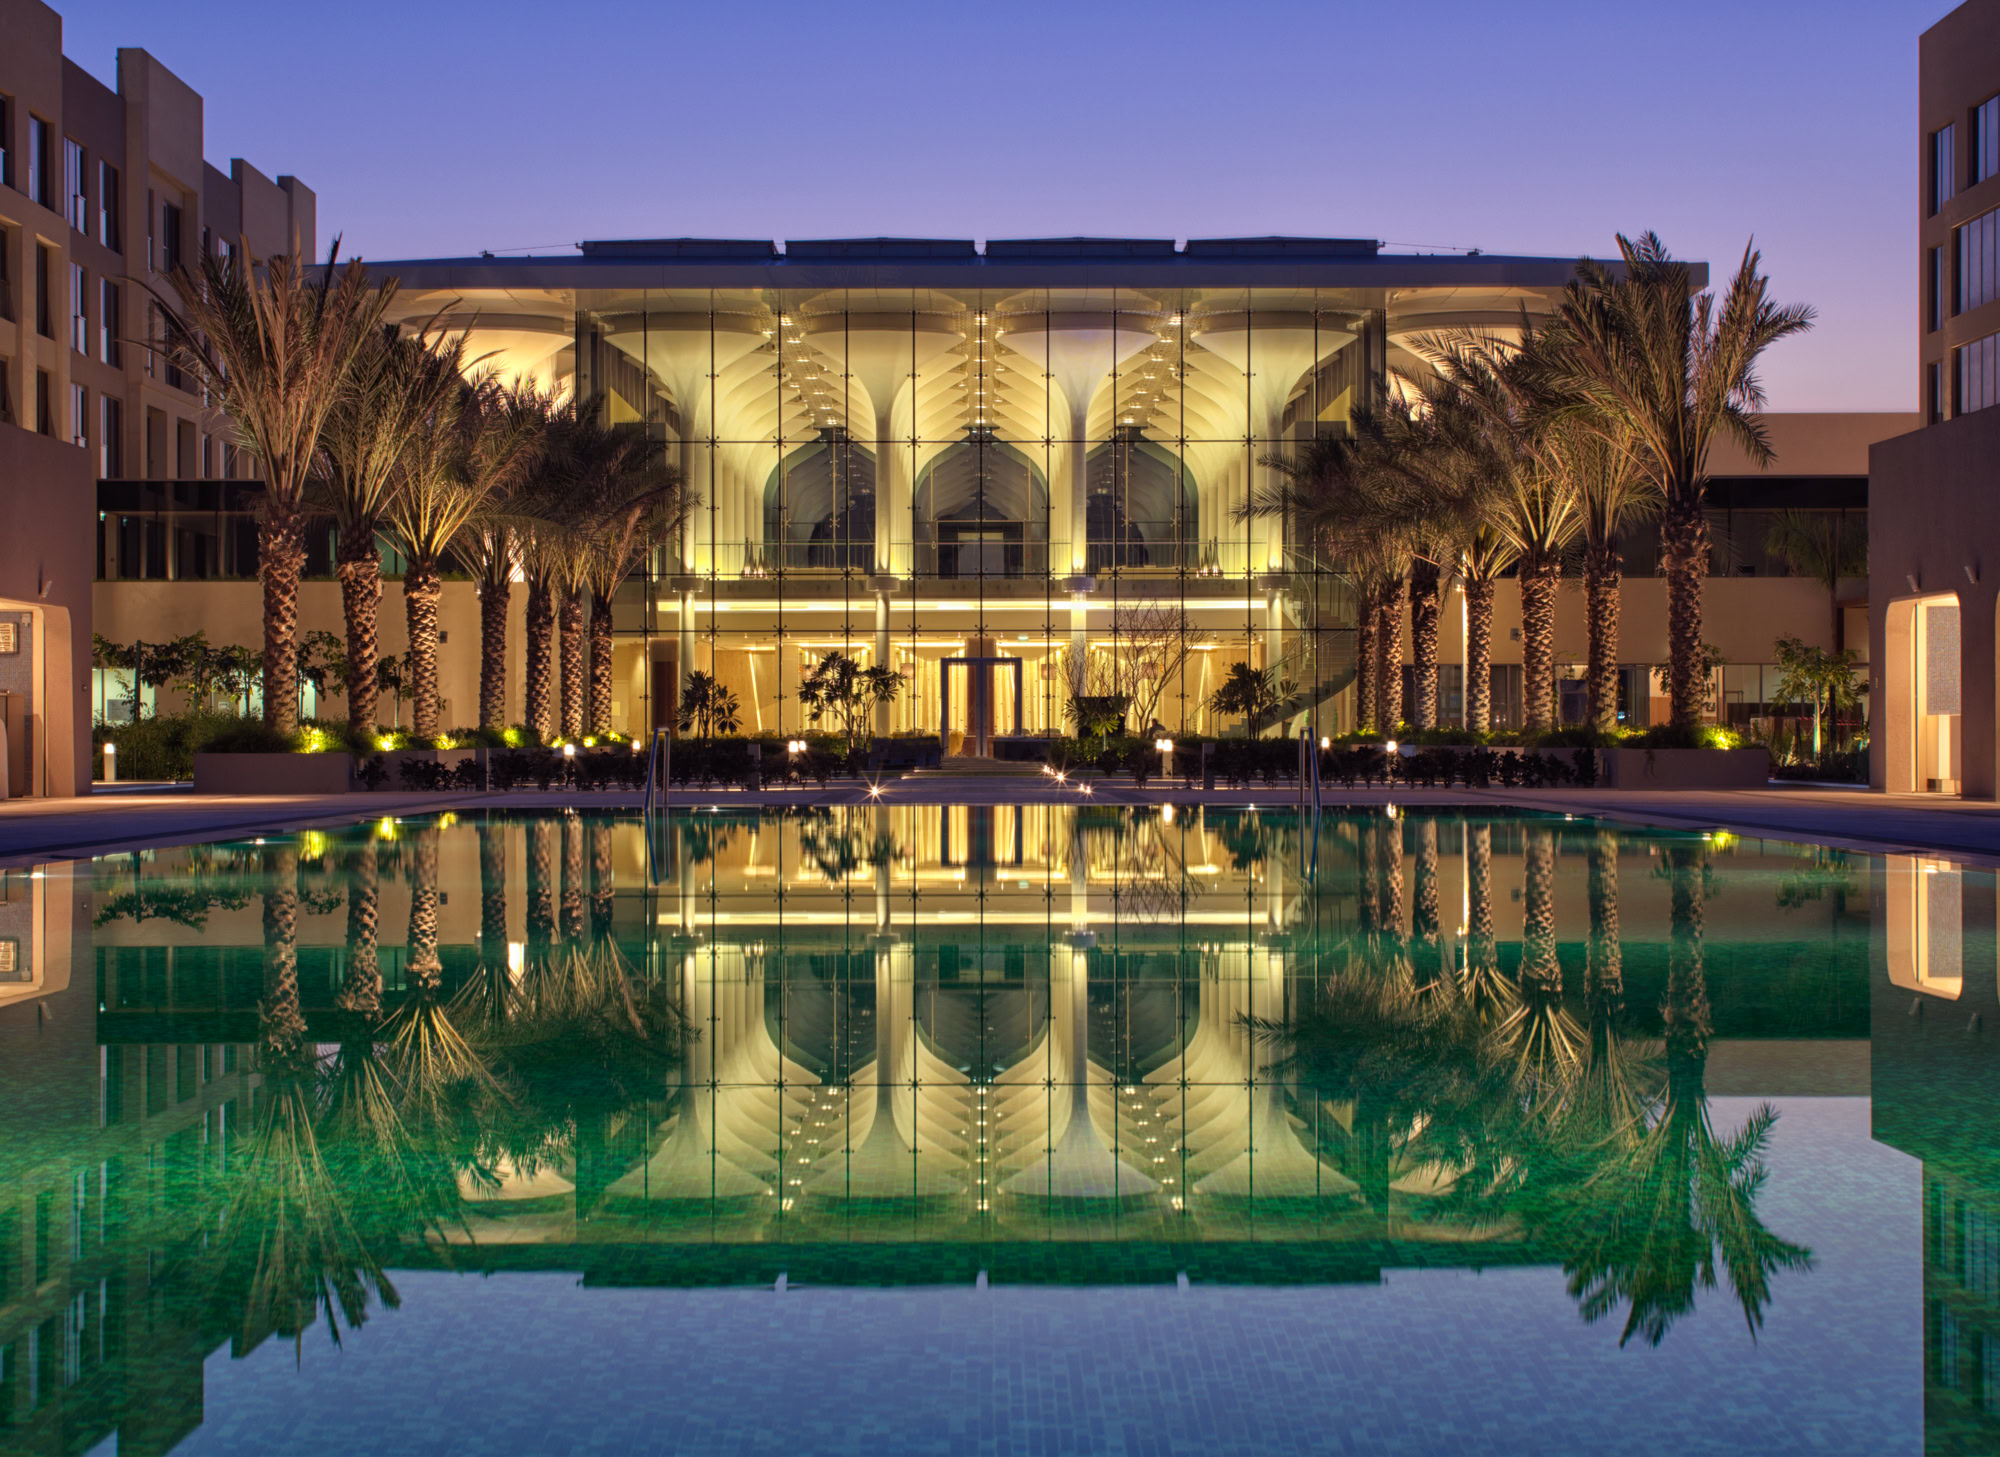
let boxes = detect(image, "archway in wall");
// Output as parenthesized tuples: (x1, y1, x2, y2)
(0, 600, 67, 799)
(763, 431, 876, 572)
(913, 436, 1049, 578)
(1082, 433, 1197, 573)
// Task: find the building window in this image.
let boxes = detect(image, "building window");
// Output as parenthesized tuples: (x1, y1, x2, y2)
(63, 138, 84, 230)
(36, 370, 53, 436)
(27, 115, 50, 208)
(70, 383, 86, 448)
(101, 396, 122, 477)
(0, 223, 11, 322)
(1957, 330, 2000, 415)
(1961, 208, 2000, 314)
(100, 279, 120, 364)
(1980, 98, 2000, 187)
(0, 360, 10, 424)
(97, 161, 119, 249)
(1937, 123, 1961, 215)
(35, 244, 52, 337)
(1931, 360, 1946, 424)
(69, 261, 85, 353)
(0, 94, 11, 189)
(1933, 246, 1946, 331)
(160, 201, 183, 275)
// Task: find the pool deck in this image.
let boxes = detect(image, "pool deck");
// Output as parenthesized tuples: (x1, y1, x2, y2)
(4, 779, 2000, 867)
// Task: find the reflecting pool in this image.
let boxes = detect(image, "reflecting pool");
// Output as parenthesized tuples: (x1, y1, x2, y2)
(3, 806, 1996, 1452)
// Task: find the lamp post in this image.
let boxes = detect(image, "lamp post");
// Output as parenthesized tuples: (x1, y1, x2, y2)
(1154, 736, 1174, 785)
(102, 741, 115, 783)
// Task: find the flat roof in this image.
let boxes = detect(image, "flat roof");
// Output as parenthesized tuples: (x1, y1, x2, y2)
(352, 235, 1678, 292)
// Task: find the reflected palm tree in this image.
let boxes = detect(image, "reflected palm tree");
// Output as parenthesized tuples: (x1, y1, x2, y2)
(192, 844, 398, 1352)
(1458, 822, 1517, 1024)
(384, 824, 501, 1122)
(1552, 843, 1813, 1345)
(1497, 824, 1583, 1108)
(1564, 830, 1659, 1142)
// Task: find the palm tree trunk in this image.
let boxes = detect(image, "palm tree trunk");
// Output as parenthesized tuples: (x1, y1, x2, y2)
(479, 822, 508, 973)
(527, 817, 556, 955)
(590, 820, 616, 942)
(258, 845, 308, 1070)
(1664, 843, 1711, 1093)
(1584, 545, 1622, 734)
(1409, 564, 1442, 731)
(525, 575, 554, 743)
(1357, 816, 1380, 934)
(559, 589, 585, 740)
(408, 826, 441, 995)
(562, 814, 586, 943)
(588, 589, 615, 736)
(259, 511, 307, 735)
(477, 573, 509, 733)
(338, 840, 381, 1017)
(1522, 826, 1560, 995)
(1379, 816, 1405, 939)
(1353, 588, 1378, 734)
(1465, 576, 1494, 733)
(1661, 497, 1710, 729)
(1519, 559, 1560, 732)
(1376, 577, 1404, 733)
(1467, 821, 1496, 977)
(404, 559, 444, 739)
(1585, 831, 1623, 1027)
(337, 532, 382, 736)
(1412, 816, 1442, 989)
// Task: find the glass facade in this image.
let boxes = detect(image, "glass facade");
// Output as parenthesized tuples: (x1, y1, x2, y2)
(379, 238, 1576, 744)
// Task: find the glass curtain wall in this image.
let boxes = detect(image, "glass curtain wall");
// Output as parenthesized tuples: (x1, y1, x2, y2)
(552, 284, 1381, 745)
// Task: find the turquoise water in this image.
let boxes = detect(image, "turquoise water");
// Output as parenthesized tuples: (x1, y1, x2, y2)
(0, 806, 1987, 1454)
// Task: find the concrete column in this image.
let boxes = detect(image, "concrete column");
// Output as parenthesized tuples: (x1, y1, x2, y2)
(874, 591, 892, 738)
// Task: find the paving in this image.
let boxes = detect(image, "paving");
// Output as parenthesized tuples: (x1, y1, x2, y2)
(6, 777, 2000, 868)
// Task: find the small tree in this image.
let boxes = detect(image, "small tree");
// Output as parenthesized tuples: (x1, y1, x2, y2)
(1768, 636, 1862, 761)
(676, 671, 742, 739)
(298, 629, 344, 720)
(375, 652, 411, 731)
(796, 651, 900, 756)
(1207, 662, 1291, 737)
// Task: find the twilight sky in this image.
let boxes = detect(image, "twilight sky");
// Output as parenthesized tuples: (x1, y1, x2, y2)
(59, 0, 1945, 412)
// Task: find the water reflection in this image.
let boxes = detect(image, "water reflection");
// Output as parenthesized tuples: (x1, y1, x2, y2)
(7, 807, 1996, 1450)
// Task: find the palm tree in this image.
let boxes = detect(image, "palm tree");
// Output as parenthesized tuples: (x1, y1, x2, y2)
(314, 322, 434, 737)
(1545, 405, 1655, 732)
(1765, 509, 1867, 650)
(147, 241, 394, 734)
(1542, 234, 1814, 728)
(1458, 525, 1518, 733)
(574, 431, 690, 738)
(381, 345, 481, 739)
(1410, 328, 1582, 733)
(453, 380, 550, 735)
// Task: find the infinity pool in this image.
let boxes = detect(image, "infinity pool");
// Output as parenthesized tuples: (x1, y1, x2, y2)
(0, 806, 1989, 1453)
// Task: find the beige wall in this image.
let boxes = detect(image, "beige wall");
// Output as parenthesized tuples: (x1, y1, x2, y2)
(0, 424, 93, 793)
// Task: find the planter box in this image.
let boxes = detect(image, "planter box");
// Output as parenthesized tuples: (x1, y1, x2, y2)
(193, 752, 355, 795)
(1596, 746, 1771, 790)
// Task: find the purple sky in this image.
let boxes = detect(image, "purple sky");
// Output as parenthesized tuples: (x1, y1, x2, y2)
(58, 0, 1944, 412)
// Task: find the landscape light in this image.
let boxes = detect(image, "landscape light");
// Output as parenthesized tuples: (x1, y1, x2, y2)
(1385, 740, 1399, 754)
(562, 743, 576, 759)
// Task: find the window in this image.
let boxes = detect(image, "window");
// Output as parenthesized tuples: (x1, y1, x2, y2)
(1933, 246, 1946, 331)
(34, 244, 52, 337)
(0, 223, 10, 322)
(27, 115, 50, 208)
(1937, 124, 1961, 214)
(1957, 329, 2000, 414)
(97, 161, 118, 248)
(36, 370, 53, 436)
(101, 396, 121, 477)
(62, 138, 84, 230)
(70, 383, 86, 448)
(160, 201, 182, 274)
(0, 94, 11, 188)
(1961, 208, 2000, 314)
(69, 261, 85, 353)
(144, 302, 158, 378)
(0, 360, 10, 424)
(1932, 360, 1946, 424)
(1980, 98, 2000, 187)
(100, 279, 119, 363)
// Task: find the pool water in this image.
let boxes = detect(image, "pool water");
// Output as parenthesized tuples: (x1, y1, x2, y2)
(0, 806, 1989, 1454)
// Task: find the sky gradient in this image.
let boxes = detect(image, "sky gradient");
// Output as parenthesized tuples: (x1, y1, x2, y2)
(57, 0, 1946, 412)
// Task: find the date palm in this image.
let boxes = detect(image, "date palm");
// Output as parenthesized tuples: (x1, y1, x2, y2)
(572, 428, 689, 737)
(1541, 234, 1814, 728)
(1458, 525, 1518, 732)
(382, 342, 479, 738)
(147, 241, 394, 733)
(314, 322, 435, 736)
(1764, 508, 1867, 649)
(1551, 408, 1655, 732)
(1412, 328, 1582, 732)
(452, 379, 548, 733)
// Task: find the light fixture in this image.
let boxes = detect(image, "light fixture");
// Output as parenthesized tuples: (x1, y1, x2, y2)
(562, 743, 576, 759)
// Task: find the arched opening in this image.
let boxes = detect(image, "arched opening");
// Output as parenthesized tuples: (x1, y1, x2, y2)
(763, 429, 876, 573)
(1885, 855, 1964, 999)
(913, 434, 1048, 579)
(1083, 430, 1197, 573)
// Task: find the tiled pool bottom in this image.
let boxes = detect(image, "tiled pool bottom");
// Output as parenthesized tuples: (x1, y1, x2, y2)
(5, 808, 1995, 1454)
(169, 1100, 1916, 1457)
